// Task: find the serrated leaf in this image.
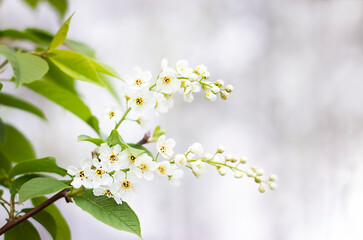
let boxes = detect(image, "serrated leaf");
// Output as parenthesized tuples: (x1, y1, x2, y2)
(49, 12, 74, 51)
(48, 0, 68, 19)
(78, 135, 104, 146)
(8, 157, 67, 178)
(0, 124, 35, 163)
(32, 196, 71, 240)
(26, 80, 100, 134)
(0, 45, 20, 83)
(0, 92, 46, 119)
(73, 189, 141, 237)
(18, 177, 68, 203)
(128, 143, 153, 160)
(48, 49, 105, 86)
(14, 52, 49, 87)
(10, 174, 45, 194)
(22, 208, 57, 239)
(4, 220, 40, 240)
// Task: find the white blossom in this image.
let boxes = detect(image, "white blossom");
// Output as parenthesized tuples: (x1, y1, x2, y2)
(67, 158, 93, 188)
(136, 114, 150, 129)
(188, 142, 203, 155)
(110, 171, 137, 203)
(99, 143, 126, 171)
(176, 60, 192, 78)
(156, 161, 173, 177)
(190, 160, 206, 178)
(155, 92, 174, 113)
(131, 153, 157, 181)
(174, 154, 187, 167)
(157, 135, 175, 158)
(156, 69, 180, 93)
(205, 90, 217, 101)
(125, 67, 152, 89)
(169, 166, 184, 186)
(128, 89, 156, 112)
(104, 107, 121, 122)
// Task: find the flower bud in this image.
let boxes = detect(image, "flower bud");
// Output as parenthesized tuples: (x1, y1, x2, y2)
(234, 171, 243, 178)
(246, 169, 254, 177)
(211, 85, 220, 94)
(258, 185, 265, 193)
(205, 90, 217, 101)
(203, 71, 210, 79)
(254, 177, 261, 183)
(175, 154, 187, 167)
(215, 79, 224, 87)
(220, 91, 229, 100)
(269, 174, 277, 181)
(216, 145, 225, 154)
(204, 152, 213, 161)
(256, 168, 264, 176)
(230, 155, 238, 163)
(225, 84, 234, 93)
(225, 154, 233, 162)
(189, 142, 204, 155)
(240, 157, 247, 164)
(269, 182, 277, 190)
(250, 166, 257, 173)
(217, 166, 227, 176)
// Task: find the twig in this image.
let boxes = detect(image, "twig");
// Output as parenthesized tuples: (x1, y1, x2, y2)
(0, 188, 70, 235)
(137, 131, 151, 145)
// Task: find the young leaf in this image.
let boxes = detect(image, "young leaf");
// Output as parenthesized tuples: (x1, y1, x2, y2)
(22, 208, 57, 239)
(48, 49, 105, 86)
(73, 189, 141, 238)
(0, 92, 46, 119)
(48, 0, 68, 19)
(8, 157, 67, 178)
(32, 196, 71, 240)
(26, 80, 100, 134)
(4, 220, 40, 240)
(14, 52, 49, 87)
(10, 174, 45, 194)
(65, 39, 96, 58)
(89, 58, 121, 80)
(0, 118, 5, 143)
(0, 82, 3, 91)
(49, 12, 74, 51)
(78, 135, 104, 146)
(0, 150, 12, 173)
(128, 143, 153, 160)
(106, 130, 126, 147)
(25, 28, 53, 45)
(0, 124, 35, 163)
(18, 177, 68, 203)
(0, 45, 20, 82)
(0, 29, 43, 44)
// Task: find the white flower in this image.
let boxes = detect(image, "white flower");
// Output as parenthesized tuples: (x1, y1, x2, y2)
(155, 92, 174, 113)
(258, 185, 266, 193)
(269, 182, 277, 190)
(136, 114, 150, 129)
(269, 174, 277, 181)
(99, 143, 126, 171)
(129, 89, 156, 112)
(204, 152, 213, 161)
(217, 165, 227, 176)
(93, 186, 122, 204)
(156, 69, 180, 93)
(215, 79, 224, 87)
(110, 171, 137, 203)
(157, 135, 175, 158)
(67, 158, 93, 188)
(174, 154, 187, 167)
(181, 81, 200, 103)
(169, 166, 184, 186)
(233, 171, 244, 178)
(161, 58, 169, 71)
(216, 145, 225, 154)
(156, 161, 173, 177)
(125, 67, 152, 89)
(188, 142, 203, 155)
(205, 90, 217, 101)
(225, 84, 234, 93)
(194, 64, 208, 76)
(176, 60, 192, 78)
(104, 107, 121, 122)
(211, 85, 220, 94)
(131, 153, 157, 181)
(84, 158, 113, 187)
(119, 149, 139, 167)
(190, 160, 206, 178)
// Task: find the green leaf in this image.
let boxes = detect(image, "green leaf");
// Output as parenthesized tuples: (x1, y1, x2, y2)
(18, 177, 68, 203)
(0, 92, 46, 119)
(49, 12, 74, 51)
(73, 189, 141, 237)
(8, 157, 67, 178)
(152, 125, 167, 139)
(0, 150, 11, 173)
(0, 29, 43, 44)
(4, 220, 40, 240)
(22, 208, 57, 239)
(0, 45, 20, 83)
(0, 82, 3, 91)
(26, 80, 100, 134)
(48, 49, 105, 86)
(78, 135, 104, 146)
(106, 130, 126, 148)
(10, 174, 44, 194)
(48, 0, 68, 19)
(90, 58, 121, 80)
(43, 59, 77, 95)
(0, 124, 35, 163)
(14, 52, 49, 87)
(128, 143, 153, 160)
(32, 196, 71, 240)
(100, 75, 123, 106)
(0, 189, 3, 198)
(22, 0, 40, 9)
(25, 28, 53, 45)
(65, 39, 96, 58)
(0, 118, 5, 143)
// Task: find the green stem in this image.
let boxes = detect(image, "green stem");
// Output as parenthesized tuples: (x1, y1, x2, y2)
(0, 60, 8, 70)
(9, 194, 15, 220)
(114, 107, 131, 130)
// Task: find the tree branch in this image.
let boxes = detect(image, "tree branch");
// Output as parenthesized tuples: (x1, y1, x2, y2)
(137, 131, 151, 145)
(0, 188, 70, 235)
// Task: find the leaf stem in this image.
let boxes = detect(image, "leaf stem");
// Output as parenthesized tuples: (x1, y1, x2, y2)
(0, 188, 70, 235)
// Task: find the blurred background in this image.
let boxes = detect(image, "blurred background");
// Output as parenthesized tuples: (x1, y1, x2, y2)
(1, 0, 363, 239)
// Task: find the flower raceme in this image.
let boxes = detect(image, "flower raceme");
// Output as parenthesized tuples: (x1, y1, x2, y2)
(67, 59, 277, 205)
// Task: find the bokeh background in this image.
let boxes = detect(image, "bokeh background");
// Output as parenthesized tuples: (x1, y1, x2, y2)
(1, 0, 363, 239)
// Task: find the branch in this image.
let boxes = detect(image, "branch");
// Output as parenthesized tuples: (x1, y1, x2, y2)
(137, 131, 151, 145)
(0, 188, 70, 235)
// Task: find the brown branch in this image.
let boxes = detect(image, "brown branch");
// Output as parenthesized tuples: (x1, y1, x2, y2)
(0, 188, 70, 235)
(137, 131, 151, 145)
